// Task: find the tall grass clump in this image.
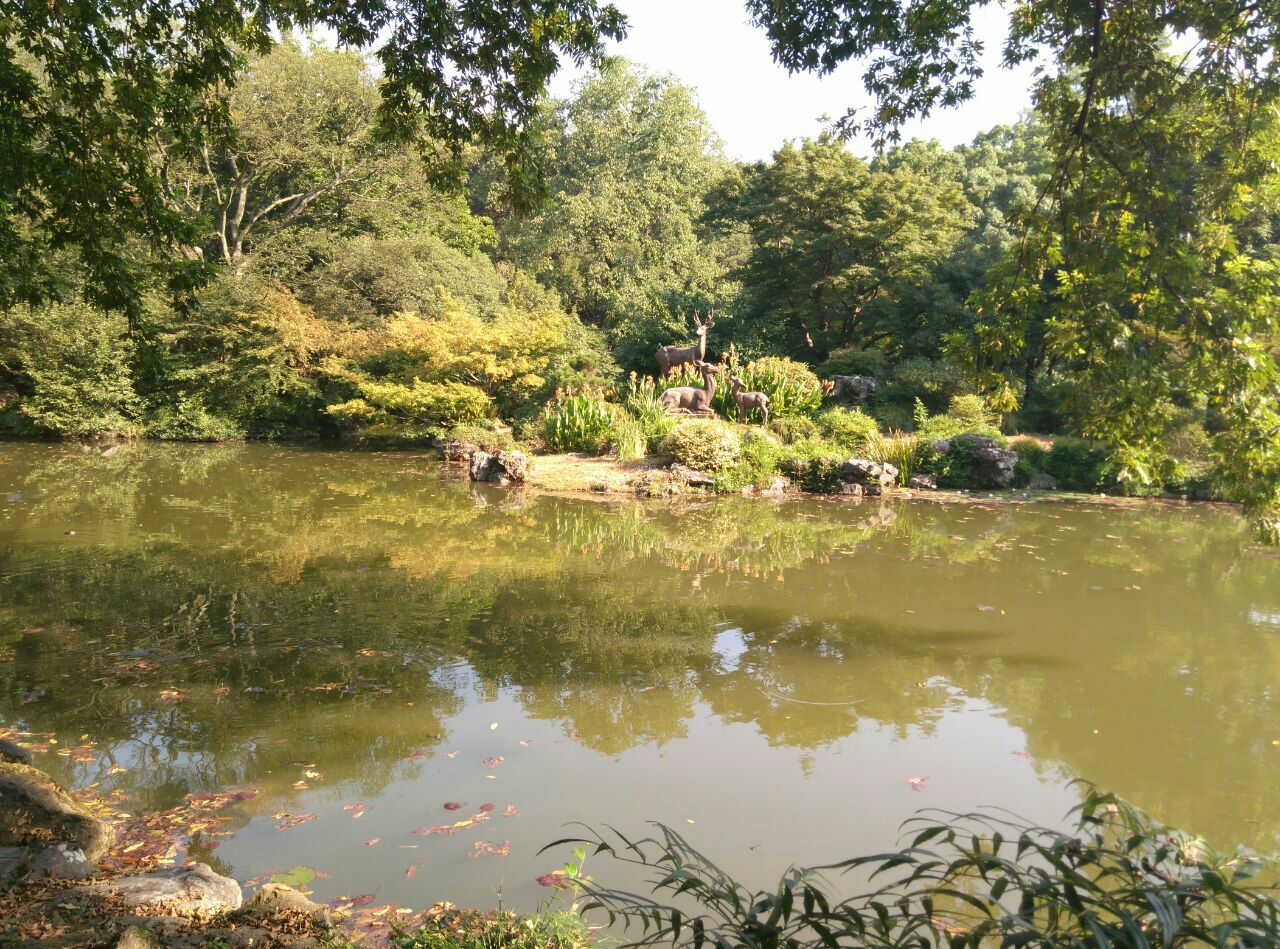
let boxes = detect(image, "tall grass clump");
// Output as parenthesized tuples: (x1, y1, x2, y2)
(865, 430, 927, 485)
(623, 372, 677, 451)
(543, 390, 616, 453)
(552, 784, 1280, 947)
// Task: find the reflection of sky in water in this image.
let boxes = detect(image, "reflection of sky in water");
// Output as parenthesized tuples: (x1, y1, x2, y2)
(1, 442, 1279, 910)
(1248, 607, 1280, 628)
(711, 626, 746, 672)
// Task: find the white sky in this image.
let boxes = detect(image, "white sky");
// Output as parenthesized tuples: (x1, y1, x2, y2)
(549, 0, 1039, 161)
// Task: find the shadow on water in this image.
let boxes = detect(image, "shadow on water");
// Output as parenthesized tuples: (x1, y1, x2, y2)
(0, 440, 1277, 908)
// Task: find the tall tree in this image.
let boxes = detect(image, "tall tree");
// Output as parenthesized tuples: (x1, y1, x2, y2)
(489, 58, 739, 370)
(747, 0, 1280, 536)
(720, 137, 970, 361)
(0, 0, 625, 315)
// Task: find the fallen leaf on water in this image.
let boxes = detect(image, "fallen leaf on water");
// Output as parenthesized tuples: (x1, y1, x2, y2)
(1011, 751, 1032, 759)
(480, 756, 504, 768)
(469, 840, 510, 859)
(365, 838, 380, 847)
(343, 803, 368, 819)
(477, 803, 494, 813)
(405, 864, 418, 879)
(357, 648, 395, 657)
(489, 723, 499, 730)
(273, 812, 319, 831)
(445, 751, 458, 759)
(156, 688, 188, 703)
(292, 781, 309, 790)
(502, 805, 518, 817)
(519, 740, 531, 748)
(686, 819, 695, 824)
(536, 871, 569, 889)
(443, 802, 464, 811)
(976, 604, 995, 612)
(907, 776, 928, 791)
(212, 685, 230, 696)
(270, 866, 317, 887)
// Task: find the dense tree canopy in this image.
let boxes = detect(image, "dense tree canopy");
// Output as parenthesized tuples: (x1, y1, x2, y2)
(0, 0, 625, 314)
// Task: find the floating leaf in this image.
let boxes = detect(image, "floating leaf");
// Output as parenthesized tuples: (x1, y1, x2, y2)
(502, 805, 518, 818)
(489, 723, 498, 730)
(477, 803, 494, 813)
(480, 756, 504, 768)
(976, 604, 995, 612)
(273, 812, 319, 831)
(269, 865, 317, 887)
(343, 803, 368, 819)
(536, 871, 569, 889)
(906, 776, 928, 791)
(364, 838, 380, 847)
(469, 840, 510, 859)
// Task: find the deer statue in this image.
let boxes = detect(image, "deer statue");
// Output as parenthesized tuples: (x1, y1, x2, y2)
(730, 376, 770, 426)
(661, 361, 720, 417)
(655, 311, 715, 379)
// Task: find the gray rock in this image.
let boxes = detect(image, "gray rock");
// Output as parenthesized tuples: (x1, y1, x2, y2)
(0, 844, 29, 885)
(1029, 472, 1058, 490)
(762, 476, 791, 497)
(840, 459, 896, 487)
(29, 842, 94, 880)
(0, 762, 115, 863)
(840, 482, 864, 497)
(244, 882, 330, 921)
(0, 739, 33, 766)
(494, 450, 529, 483)
(468, 450, 494, 482)
(115, 926, 162, 949)
(971, 440, 1018, 489)
(830, 375, 878, 402)
(77, 862, 243, 914)
(907, 473, 938, 490)
(670, 464, 715, 487)
(444, 439, 478, 463)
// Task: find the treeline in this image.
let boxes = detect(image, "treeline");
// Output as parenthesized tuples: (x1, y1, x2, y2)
(1, 42, 1278, 500)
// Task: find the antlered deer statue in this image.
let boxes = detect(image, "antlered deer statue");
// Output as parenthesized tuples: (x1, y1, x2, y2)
(730, 376, 769, 426)
(655, 311, 715, 379)
(661, 361, 720, 417)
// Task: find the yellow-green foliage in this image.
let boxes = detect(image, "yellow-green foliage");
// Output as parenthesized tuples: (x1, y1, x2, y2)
(661, 419, 742, 471)
(0, 303, 140, 437)
(816, 406, 880, 454)
(328, 378, 492, 436)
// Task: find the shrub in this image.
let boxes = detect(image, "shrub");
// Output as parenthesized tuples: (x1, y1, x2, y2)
(660, 420, 742, 471)
(815, 407, 880, 455)
(390, 906, 590, 949)
(715, 429, 784, 492)
(144, 399, 246, 441)
(558, 785, 1280, 947)
(915, 395, 1005, 444)
(328, 378, 492, 440)
(884, 356, 971, 414)
(447, 423, 516, 454)
(770, 415, 819, 444)
(817, 346, 887, 380)
(0, 303, 140, 437)
(1010, 437, 1049, 486)
(542, 391, 617, 453)
(1045, 438, 1112, 491)
(777, 438, 846, 492)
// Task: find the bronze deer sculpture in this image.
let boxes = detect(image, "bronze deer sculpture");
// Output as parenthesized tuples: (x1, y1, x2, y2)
(730, 376, 769, 426)
(661, 361, 720, 417)
(655, 311, 715, 379)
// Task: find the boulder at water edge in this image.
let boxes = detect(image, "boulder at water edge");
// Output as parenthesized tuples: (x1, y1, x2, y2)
(0, 738, 34, 766)
(0, 762, 115, 863)
(841, 458, 898, 487)
(77, 863, 243, 914)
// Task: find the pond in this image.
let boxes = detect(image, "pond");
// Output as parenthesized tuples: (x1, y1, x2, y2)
(2, 442, 1278, 914)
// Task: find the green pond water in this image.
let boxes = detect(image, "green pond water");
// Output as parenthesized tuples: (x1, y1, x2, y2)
(2, 441, 1279, 912)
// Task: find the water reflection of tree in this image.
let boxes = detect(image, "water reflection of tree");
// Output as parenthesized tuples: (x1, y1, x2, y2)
(2, 443, 1278, 847)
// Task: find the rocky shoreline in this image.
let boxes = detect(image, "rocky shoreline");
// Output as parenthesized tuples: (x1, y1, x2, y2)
(1, 747, 335, 946)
